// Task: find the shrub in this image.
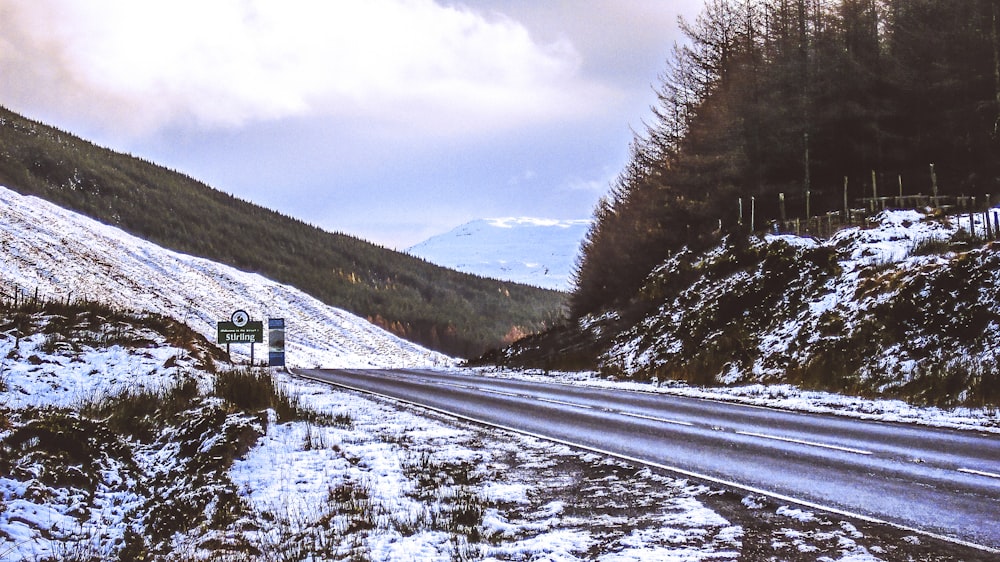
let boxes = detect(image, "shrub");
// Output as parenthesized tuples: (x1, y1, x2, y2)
(213, 367, 316, 423)
(81, 376, 200, 442)
(908, 236, 952, 257)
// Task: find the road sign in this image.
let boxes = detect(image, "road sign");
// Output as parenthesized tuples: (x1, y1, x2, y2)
(217, 320, 263, 344)
(231, 309, 250, 327)
(268, 318, 285, 367)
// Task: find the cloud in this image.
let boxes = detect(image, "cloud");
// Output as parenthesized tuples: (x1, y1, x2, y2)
(0, 0, 617, 137)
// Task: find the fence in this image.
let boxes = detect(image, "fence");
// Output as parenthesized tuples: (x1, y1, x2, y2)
(762, 193, 1000, 240)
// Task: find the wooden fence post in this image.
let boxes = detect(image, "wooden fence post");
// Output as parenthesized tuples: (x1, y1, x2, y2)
(871, 170, 879, 210)
(987, 195, 994, 239)
(843, 177, 850, 225)
(930, 163, 939, 199)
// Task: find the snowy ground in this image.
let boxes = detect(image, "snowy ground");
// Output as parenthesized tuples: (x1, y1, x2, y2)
(227, 370, 745, 562)
(0, 316, 744, 561)
(4, 312, 985, 560)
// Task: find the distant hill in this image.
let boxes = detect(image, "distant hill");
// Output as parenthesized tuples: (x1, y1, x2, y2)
(407, 218, 590, 292)
(0, 106, 565, 358)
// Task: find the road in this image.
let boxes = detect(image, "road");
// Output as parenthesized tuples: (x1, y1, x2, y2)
(293, 368, 1000, 551)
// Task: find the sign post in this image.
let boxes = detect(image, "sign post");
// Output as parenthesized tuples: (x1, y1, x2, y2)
(218, 310, 263, 364)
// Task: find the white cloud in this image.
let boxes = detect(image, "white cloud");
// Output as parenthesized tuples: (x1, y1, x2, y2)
(0, 0, 616, 137)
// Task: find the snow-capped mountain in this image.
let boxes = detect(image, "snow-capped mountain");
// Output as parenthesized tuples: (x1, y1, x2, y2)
(407, 217, 591, 291)
(0, 185, 453, 368)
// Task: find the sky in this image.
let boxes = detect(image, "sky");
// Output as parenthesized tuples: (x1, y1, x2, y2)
(0, 0, 704, 249)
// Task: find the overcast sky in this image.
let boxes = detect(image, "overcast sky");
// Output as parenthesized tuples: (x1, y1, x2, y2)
(0, 0, 703, 249)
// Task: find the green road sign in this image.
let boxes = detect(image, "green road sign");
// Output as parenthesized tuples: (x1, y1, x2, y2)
(217, 320, 263, 344)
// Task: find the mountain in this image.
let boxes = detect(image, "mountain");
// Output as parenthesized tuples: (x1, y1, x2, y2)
(481, 209, 1000, 408)
(407, 218, 590, 291)
(0, 106, 565, 358)
(0, 185, 452, 368)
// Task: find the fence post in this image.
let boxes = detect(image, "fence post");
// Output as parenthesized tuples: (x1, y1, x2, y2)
(987, 195, 994, 239)
(871, 170, 879, 209)
(930, 163, 938, 200)
(843, 177, 850, 225)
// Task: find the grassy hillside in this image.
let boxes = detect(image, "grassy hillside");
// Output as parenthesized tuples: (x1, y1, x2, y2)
(0, 105, 565, 358)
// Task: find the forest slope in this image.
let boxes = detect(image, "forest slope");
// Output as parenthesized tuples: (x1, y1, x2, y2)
(572, 0, 1000, 318)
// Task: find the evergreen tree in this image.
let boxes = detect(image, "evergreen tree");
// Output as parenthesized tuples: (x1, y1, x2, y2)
(573, 0, 1000, 318)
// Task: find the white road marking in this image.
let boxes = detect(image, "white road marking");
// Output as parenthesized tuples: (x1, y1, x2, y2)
(620, 412, 694, 427)
(438, 382, 474, 390)
(958, 468, 1000, 480)
(737, 430, 873, 456)
(538, 397, 594, 409)
(481, 388, 521, 398)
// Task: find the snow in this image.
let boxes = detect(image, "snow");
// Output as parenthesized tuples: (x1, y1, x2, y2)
(0, 185, 454, 369)
(1, 188, 992, 559)
(407, 217, 590, 291)
(0, 336, 745, 561)
(597, 208, 1000, 409)
(0, 330, 205, 409)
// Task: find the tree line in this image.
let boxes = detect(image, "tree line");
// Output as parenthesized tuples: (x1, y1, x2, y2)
(572, 0, 1000, 318)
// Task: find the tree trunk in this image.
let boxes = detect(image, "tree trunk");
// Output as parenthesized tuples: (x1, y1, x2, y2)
(993, 0, 1000, 137)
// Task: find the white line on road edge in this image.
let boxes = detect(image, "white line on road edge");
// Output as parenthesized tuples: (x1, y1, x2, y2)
(291, 369, 1000, 556)
(958, 468, 1000, 480)
(736, 430, 873, 456)
(620, 412, 694, 426)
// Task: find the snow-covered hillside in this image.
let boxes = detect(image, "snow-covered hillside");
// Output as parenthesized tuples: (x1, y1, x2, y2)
(0, 186, 452, 368)
(600, 209, 1000, 406)
(407, 218, 590, 291)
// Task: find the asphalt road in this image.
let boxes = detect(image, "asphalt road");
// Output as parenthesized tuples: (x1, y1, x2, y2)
(294, 368, 1000, 551)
